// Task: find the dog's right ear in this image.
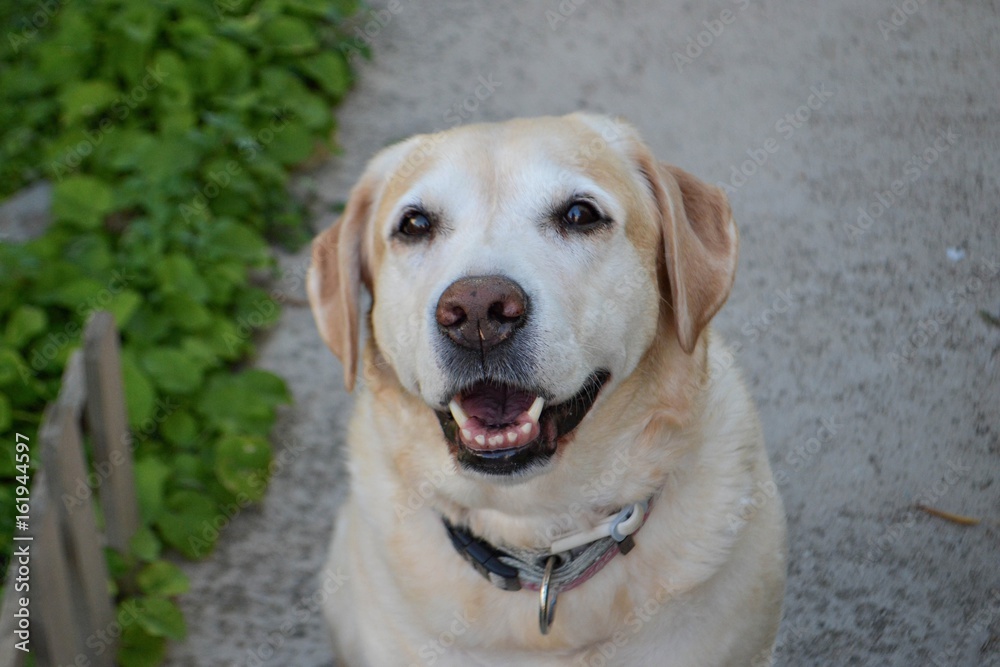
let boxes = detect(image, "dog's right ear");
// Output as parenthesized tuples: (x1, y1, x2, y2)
(307, 175, 377, 392)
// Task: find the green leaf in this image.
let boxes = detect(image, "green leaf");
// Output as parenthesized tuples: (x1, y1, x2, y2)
(64, 234, 114, 275)
(36, 11, 95, 86)
(120, 350, 156, 429)
(105, 289, 143, 328)
(161, 410, 199, 447)
(58, 80, 118, 125)
(130, 134, 201, 185)
(0, 393, 11, 432)
(180, 337, 219, 370)
(214, 434, 271, 501)
(245, 369, 290, 403)
(129, 526, 162, 562)
(111, 3, 162, 46)
(202, 220, 268, 264)
(118, 609, 167, 667)
(300, 52, 350, 97)
(45, 278, 104, 309)
(196, 369, 290, 435)
(133, 456, 171, 522)
(202, 262, 247, 304)
(0, 347, 31, 388)
(171, 453, 205, 486)
(201, 38, 252, 94)
(156, 490, 220, 558)
(105, 548, 130, 583)
(202, 316, 248, 361)
(154, 254, 209, 302)
(283, 90, 331, 130)
(124, 304, 173, 345)
(161, 294, 213, 332)
(261, 16, 319, 54)
(3, 306, 47, 347)
(103, 129, 158, 171)
(51, 176, 115, 229)
(265, 121, 316, 166)
(134, 596, 186, 640)
(137, 561, 190, 596)
(140, 347, 205, 395)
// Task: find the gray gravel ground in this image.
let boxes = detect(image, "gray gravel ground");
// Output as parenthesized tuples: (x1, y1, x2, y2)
(162, 1, 1000, 665)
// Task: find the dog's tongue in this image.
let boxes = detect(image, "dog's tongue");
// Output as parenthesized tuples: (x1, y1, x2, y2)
(449, 384, 544, 451)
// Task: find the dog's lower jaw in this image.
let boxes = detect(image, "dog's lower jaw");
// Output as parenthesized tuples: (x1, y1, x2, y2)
(434, 370, 612, 478)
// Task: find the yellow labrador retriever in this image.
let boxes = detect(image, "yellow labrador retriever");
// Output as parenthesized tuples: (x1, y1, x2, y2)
(308, 113, 786, 666)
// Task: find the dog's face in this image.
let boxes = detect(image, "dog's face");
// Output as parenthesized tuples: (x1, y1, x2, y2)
(309, 114, 738, 481)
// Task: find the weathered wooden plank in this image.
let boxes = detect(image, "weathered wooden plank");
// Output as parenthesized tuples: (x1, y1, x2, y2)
(29, 470, 82, 667)
(83, 311, 140, 553)
(42, 353, 117, 665)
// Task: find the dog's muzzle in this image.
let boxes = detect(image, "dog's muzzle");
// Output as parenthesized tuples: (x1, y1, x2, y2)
(431, 274, 610, 475)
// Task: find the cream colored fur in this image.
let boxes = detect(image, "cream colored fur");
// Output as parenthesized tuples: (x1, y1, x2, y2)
(308, 114, 787, 666)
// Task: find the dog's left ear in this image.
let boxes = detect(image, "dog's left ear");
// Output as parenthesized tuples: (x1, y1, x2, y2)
(641, 158, 740, 353)
(307, 175, 375, 392)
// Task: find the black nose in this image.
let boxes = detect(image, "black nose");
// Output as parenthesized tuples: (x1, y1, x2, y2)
(435, 275, 528, 351)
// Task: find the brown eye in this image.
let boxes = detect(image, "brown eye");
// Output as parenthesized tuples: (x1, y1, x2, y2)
(397, 208, 433, 238)
(561, 201, 606, 232)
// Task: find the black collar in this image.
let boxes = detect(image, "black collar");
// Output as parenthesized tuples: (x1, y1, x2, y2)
(441, 498, 650, 593)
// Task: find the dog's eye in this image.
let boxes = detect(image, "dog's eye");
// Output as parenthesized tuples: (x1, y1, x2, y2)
(396, 208, 433, 239)
(560, 201, 606, 232)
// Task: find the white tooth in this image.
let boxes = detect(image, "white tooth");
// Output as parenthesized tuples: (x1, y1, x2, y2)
(449, 399, 470, 427)
(527, 396, 545, 423)
(475, 435, 486, 446)
(507, 431, 518, 444)
(520, 423, 532, 435)
(490, 435, 503, 446)
(461, 429, 472, 441)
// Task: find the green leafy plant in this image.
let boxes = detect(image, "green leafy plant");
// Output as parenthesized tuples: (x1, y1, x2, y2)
(0, 0, 365, 662)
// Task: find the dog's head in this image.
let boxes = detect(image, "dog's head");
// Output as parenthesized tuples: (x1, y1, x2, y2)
(308, 114, 737, 481)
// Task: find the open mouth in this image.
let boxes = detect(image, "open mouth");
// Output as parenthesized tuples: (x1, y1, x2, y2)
(435, 371, 610, 476)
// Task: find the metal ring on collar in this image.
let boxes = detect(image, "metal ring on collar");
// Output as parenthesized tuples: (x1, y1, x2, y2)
(538, 555, 559, 635)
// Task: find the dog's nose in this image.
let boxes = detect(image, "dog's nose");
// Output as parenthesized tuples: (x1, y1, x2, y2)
(436, 275, 528, 350)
